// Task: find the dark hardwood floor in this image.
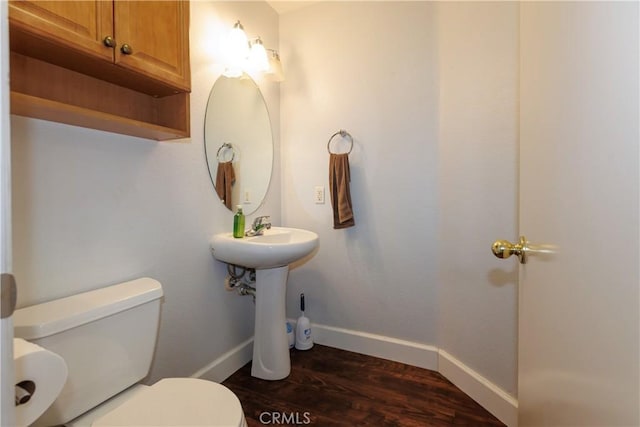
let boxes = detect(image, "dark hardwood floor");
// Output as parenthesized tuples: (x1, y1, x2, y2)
(222, 345, 506, 426)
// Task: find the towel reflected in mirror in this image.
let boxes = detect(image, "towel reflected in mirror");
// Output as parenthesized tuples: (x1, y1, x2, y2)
(215, 161, 236, 210)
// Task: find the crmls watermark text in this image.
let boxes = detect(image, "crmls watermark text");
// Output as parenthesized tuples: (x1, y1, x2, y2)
(259, 411, 312, 425)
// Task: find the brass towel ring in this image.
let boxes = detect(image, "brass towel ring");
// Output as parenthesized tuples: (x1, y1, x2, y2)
(217, 142, 236, 162)
(327, 130, 354, 154)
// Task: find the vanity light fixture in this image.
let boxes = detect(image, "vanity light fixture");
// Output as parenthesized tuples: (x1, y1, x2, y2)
(222, 20, 284, 81)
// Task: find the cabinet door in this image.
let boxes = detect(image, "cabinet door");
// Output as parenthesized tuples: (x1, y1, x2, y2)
(8, 0, 113, 61)
(114, 1, 190, 92)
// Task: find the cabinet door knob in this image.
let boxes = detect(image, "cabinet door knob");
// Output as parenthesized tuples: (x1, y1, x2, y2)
(120, 44, 132, 55)
(103, 36, 115, 48)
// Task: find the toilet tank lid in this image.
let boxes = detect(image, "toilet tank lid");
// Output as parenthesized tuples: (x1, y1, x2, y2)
(14, 278, 163, 340)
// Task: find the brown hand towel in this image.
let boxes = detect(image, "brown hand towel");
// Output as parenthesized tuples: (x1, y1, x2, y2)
(329, 153, 355, 229)
(215, 161, 236, 210)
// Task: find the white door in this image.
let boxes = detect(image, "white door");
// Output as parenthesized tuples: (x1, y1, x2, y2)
(0, 1, 15, 425)
(518, 2, 639, 426)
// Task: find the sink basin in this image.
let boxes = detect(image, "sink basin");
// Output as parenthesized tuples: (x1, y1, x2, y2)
(210, 227, 319, 269)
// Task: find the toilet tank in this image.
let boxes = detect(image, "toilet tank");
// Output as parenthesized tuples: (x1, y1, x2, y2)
(13, 278, 163, 426)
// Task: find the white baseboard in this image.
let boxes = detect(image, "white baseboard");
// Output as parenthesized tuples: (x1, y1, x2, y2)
(306, 321, 439, 371)
(191, 337, 253, 383)
(438, 350, 518, 427)
(291, 320, 517, 427)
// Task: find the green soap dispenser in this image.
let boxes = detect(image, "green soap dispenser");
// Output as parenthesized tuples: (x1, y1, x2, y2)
(233, 205, 245, 238)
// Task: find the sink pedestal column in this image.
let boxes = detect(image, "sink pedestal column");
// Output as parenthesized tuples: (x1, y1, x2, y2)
(251, 266, 290, 380)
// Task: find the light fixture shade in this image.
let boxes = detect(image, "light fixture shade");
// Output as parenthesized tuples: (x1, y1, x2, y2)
(223, 20, 249, 76)
(249, 38, 270, 73)
(267, 51, 285, 82)
(229, 21, 249, 53)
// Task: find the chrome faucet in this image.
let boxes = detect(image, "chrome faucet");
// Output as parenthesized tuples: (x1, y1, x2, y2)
(246, 215, 272, 236)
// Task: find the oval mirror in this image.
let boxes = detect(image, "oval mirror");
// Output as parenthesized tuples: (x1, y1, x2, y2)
(204, 75, 273, 215)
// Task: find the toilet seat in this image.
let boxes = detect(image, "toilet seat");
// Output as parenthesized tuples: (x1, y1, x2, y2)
(92, 378, 246, 427)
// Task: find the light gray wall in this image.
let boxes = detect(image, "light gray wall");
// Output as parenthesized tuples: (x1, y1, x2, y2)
(279, 1, 519, 394)
(280, 2, 440, 345)
(437, 2, 519, 395)
(11, 1, 280, 383)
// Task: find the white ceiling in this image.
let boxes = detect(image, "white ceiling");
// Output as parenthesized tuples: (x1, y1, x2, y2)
(266, 1, 319, 15)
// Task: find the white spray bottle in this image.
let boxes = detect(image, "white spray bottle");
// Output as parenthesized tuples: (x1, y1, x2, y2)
(295, 293, 313, 350)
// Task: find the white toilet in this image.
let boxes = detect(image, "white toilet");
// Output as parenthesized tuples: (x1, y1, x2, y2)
(13, 278, 247, 427)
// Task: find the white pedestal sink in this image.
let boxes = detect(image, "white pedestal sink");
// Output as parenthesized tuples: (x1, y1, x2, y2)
(210, 227, 319, 380)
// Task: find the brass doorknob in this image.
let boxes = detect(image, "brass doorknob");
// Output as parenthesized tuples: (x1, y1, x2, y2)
(492, 236, 530, 264)
(120, 44, 132, 55)
(103, 36, 115, 48)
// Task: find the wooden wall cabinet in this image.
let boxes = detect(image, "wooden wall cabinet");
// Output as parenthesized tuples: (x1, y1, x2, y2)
(8, 0, 191, 141)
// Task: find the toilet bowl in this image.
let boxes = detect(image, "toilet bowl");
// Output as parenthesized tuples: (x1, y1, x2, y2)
(13, 278, 246, 427)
